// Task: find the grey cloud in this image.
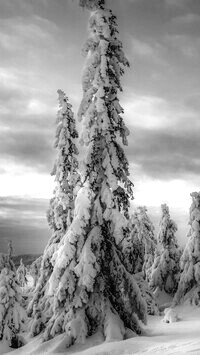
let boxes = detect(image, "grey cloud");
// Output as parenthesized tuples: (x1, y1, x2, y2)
(126, 128, 200, 179)
(0, 196, 49, 217)
(0, 86, 23, 103)
(0, 82, 56, 173)
(0, 224, 49, 255)
(0, 0, 33, 18)
(0, 196, 50, 254)
(185, 93, 200, 111)
(172, 13, 200, 25)
(165, 0, 197, 11)
(169, 13, 200, 39)
(0, 128, 55, 172)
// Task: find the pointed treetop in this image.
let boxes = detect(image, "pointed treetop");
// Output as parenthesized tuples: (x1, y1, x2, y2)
(57, 89, 68, 106)
(8, 240, 13, 258)
(190, 192, 200, 207)
(161, 203, 169, 215)
(79, 0, 105, 10)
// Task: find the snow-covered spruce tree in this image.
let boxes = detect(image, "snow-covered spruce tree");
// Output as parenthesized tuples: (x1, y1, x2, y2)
(122, 208, 158, 314)
(8, 240, 13, 259)
(41, 0, 147, 345)
(137, 207, 156, 281)
(173, 192, 200, 306)
(134, 273, 159, 315)
(0, 251, 26, 347)
(122, 211, 145, 274)
(150, 204, 181, 295)
(47, 90, 80, 233)
(17, 259, 28, 289)
(123, 207, 156, 277)
(29, 255, 42, 288)
(28, 90, 80, 335)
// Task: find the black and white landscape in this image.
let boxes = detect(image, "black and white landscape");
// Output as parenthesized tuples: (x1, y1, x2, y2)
(0, 0, 200, 354)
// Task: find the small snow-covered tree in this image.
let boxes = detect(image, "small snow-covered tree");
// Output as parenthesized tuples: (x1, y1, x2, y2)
(123, 208, 157, 314)
(28, 90, 80, 335)
(0, 252, 26, 348)
(123, 207, 156, 277)
(150, 204, 181, 295)
(29, 255, 42, 288)
(17, 259, 28, 289)
(8, 240, 13, 258)
(137, 207, 156, 281)
(41, 1, 146, 346)
(47, 90, 79, 233)
(134, 273, 159, 315)
(123, 212, 145, 274)
(173, 192, 200, 305)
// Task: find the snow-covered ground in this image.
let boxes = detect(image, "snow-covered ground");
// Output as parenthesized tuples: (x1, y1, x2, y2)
(1, 301, 200, 355)
(0, 342, 12, 355)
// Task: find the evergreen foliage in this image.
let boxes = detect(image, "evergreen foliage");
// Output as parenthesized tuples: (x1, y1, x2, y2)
(0, 251, 26, 348)
(137, 207, 156, 281)
(173, 192, 200, 305)
(39, 1, 146, 346)
(150, 204, 181, 295)
(123, 212, 144, 274)
(17, 259, 28, 289)
(29, 255, 42, 288)
(134, 273, 159, 316)
(123, 207, 156, 277)
(28, 91, 80, 335)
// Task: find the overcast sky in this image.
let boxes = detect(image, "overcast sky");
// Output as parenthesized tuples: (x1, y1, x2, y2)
(0, 0, 200, 254)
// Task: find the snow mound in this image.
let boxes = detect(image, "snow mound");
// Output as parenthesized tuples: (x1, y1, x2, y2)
(162, 308, 178, 323)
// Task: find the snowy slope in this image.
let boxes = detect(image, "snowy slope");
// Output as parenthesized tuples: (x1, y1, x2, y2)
(3, 302, 200, 355)
(0, 343, 12, 355)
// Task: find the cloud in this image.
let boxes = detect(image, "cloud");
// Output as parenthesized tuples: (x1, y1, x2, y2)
(0, 196, 48, 224)
(165, 34, 200, 58)
(122, 93, 198, 131)
(0, 0, 34, 17)
(131, 38, 155, 57)
(123, 95, 173, 130)
(0, 15, 58, 52)
(165, 0, 187, 8)
(0, 129, 54, 172)
(0, 74, 56, 173)
(126, 127, 200, 180)
(185, 92, 200, 111)
(130, 37, 166, 67)
(171, 13, 200, 26)
(0, 196, 50, 254)
(122, 92, 200, 181)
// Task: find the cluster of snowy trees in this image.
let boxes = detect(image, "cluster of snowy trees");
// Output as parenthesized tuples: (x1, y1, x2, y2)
(0, 245, 27, 348)
(1, 0, 200, 351)
(1, 190, 200, 349)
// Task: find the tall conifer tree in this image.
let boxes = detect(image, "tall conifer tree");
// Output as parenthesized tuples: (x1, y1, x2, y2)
(150, 204, 180, 295)
(137, 207, 156, 281)
(123, 207, 156, 276)
(43, 0, 146, 346)
(17, 259, 28, 289)
(28, 90, 79, 335)
(173, 192, 200, 305)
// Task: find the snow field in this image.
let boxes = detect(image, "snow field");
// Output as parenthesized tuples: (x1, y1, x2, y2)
(2, 302, 200, 355)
